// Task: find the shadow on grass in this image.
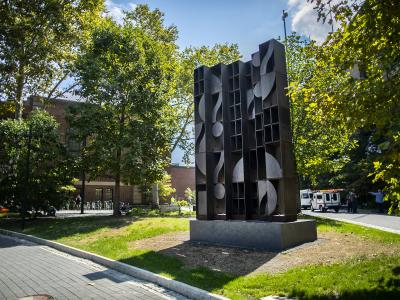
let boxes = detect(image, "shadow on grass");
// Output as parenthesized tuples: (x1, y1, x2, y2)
(0, 215, 134, 240)
(119, 250, 238, 292)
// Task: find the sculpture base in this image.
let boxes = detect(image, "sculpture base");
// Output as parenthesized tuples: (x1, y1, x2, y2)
(190, 219, 317, 251)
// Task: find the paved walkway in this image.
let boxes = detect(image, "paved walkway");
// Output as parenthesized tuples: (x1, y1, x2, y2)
(55, 210, 113, 218)
(0, 234, 188, 300)
(302, 209, 400, 234)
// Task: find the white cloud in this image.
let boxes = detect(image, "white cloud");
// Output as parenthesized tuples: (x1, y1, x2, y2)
(105, 0, 137, 24)
(287, 0, 336, 43)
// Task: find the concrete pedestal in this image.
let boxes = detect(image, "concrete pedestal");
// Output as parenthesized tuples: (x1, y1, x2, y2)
(190, 219, 317, 251)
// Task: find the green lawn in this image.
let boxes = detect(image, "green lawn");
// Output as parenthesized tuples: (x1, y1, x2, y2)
(1, 215, 399, 299)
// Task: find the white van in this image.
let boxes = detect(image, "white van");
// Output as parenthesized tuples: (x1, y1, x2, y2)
(300, 189, 313, 209)
(311, 190, 341, 212)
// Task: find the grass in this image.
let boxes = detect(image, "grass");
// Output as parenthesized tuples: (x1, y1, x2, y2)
(221, 255, 400, 300)
(305, 215, 400, 244)
(1, 215, 400, 299)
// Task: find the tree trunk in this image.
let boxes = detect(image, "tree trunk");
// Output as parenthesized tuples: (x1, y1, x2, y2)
(113, 110, 125, 216)
(114, 168, 121, 216)
(15, 64, 25, 120)
(152, 184, 159, 208)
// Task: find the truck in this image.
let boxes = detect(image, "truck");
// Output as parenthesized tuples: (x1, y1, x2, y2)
(310, 189, 342, 212)
(300, 189, 313, 209)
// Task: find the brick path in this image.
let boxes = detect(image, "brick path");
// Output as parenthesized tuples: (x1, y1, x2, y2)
(0, 234, 188, 300)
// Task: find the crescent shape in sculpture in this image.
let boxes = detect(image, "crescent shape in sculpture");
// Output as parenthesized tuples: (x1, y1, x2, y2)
(195, 153, 206, 176)
(232, 158, 244, 183)
(265, 152, 283, 179)
(258, 180, 278, 216)
(260, 42, 274, 75)
(266, 180, 278, 215)
(260, 72, 276, 100)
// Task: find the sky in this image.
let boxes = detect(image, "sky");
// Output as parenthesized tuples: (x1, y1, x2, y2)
(105, 0, 334, 164)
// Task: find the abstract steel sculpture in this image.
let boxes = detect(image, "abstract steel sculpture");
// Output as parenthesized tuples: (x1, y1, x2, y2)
(194, 39, 298, 222)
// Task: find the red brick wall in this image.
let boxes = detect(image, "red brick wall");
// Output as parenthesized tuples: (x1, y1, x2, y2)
(167, 166, 195, 200)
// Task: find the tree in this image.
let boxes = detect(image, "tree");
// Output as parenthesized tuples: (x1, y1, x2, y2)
(172, 45, 241, 164)
(157, 172, 176, 201)
(0, 0, 104, 119)
(0, 110, 75, 212)
(296, 0, 400, 212)
(74, 5, 179, 216)
(286, 33, 355, 186)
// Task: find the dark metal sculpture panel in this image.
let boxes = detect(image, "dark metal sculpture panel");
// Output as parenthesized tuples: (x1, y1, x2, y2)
(194, 39, 298, 222)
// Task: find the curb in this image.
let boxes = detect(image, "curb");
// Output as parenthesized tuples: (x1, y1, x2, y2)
(0, 229, 228, 300)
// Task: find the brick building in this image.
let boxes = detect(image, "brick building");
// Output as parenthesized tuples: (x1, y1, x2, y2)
(4, 96, 194, 207)
(24, 96, 146, 207)
(166, 165, 195, 200)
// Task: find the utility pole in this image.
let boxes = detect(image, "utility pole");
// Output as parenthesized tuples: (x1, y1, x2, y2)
(22, 123, 32, 230)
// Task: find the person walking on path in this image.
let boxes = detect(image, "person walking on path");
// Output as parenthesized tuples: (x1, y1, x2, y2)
(347, 190, 358, 213)
(369, 189, 385, 213)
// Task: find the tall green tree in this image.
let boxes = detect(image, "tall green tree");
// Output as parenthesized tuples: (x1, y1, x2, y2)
(286, 33, 355, 186)
(0, 0, 104, 119)
(296, 0, 400, 212)
(74, 5, 179, 216)
(0, 110, 75, 212)
(173, 44, 241, 164)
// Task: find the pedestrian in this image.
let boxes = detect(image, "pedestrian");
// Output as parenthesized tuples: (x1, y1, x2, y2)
(351, 191, 358, 213)
(75, 194, 82, 210)
(347, 190, 358, 213)
(346, 192, 353, 213)
(369, 189, 385, 213)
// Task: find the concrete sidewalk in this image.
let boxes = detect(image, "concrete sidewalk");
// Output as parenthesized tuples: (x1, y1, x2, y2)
(302, 209, 400, 234)
(0, 234, 188, 300)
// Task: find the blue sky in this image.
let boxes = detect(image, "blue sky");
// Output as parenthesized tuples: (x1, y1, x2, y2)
(105, 0, 333, 164)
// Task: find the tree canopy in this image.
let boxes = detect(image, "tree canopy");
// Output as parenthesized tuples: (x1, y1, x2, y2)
(0, 110, 75, 211)
(290, 0, 400, 213)
(72, 5, 179, 215)
(0, 0, 104, 119)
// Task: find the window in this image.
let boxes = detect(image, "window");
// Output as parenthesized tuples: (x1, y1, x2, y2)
(333, 193, 338, 201)
(317, 195, 323, 199)
(95, 189, 103, 202)
(326, 194, 330, 201)
(105, 188, 113, 202)
(302, 193, 309, 199)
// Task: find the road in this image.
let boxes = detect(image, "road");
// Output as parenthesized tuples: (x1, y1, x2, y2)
(0, 234, 187, 300)
(302, 209, 400, 234)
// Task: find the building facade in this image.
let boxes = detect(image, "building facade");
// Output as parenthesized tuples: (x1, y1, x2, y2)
(26, 96, 146, 207)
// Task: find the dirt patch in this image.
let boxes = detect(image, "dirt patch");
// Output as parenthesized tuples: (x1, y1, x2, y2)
(129, 231, 400, 276)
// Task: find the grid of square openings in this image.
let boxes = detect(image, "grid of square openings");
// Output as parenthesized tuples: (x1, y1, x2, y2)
(232, 182, 245, 215)
(255, 105, 280, 146)
(229, 62, 242, 151)
(264, 106, 280, 143)
(194, 67, 204, 97)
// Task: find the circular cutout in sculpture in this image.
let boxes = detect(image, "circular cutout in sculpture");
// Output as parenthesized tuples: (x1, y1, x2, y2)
(212, 122, 223, 137)
(214, 183, 225, 199)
